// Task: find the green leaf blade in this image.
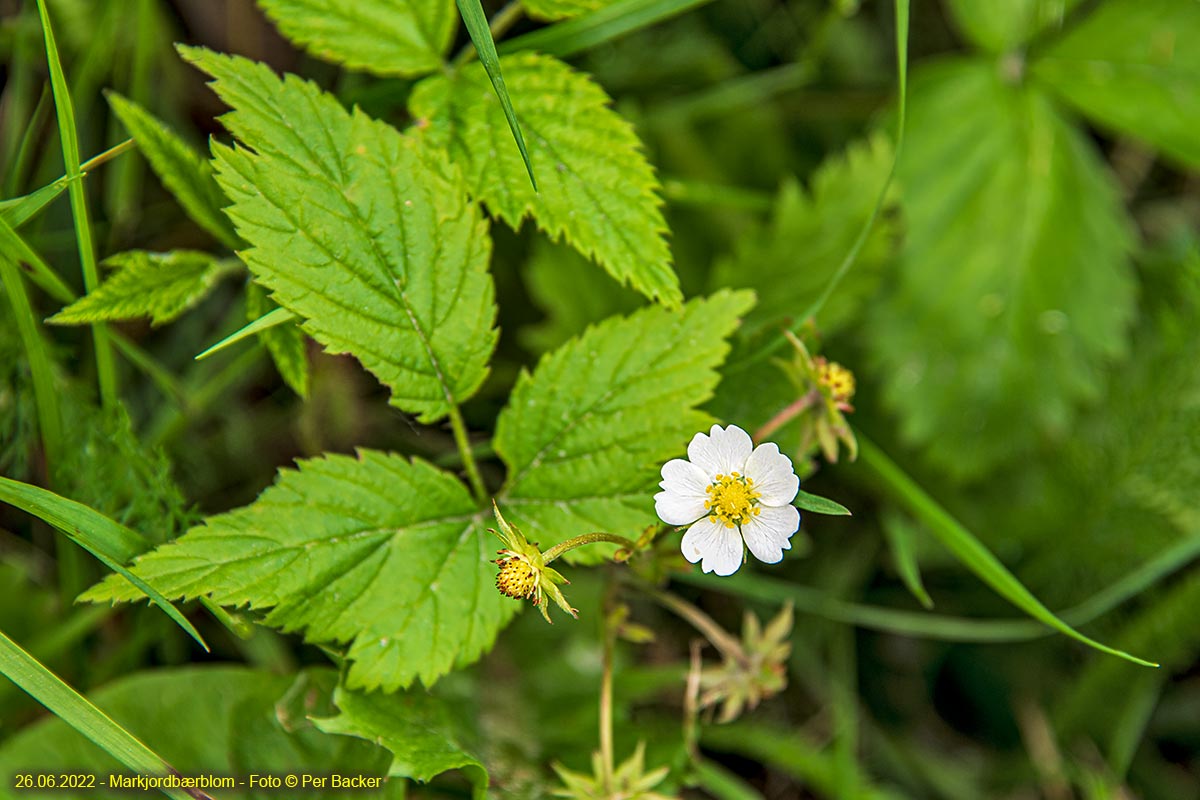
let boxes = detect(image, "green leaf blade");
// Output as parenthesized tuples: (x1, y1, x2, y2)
(82, 451, 514, 691)
(258, 0, 457, 77)
(184, 46, 498, 423)
(106, 92, 241, 250)
(496, 289, 755, 558)
(944, 0, 1082, 53)
(47, 250, 236, 327)
(410, 52, 680, 307)
(1030, 0, 1200, 170)
(867, 59, 1135, 479)
(245, 283, 309, 397)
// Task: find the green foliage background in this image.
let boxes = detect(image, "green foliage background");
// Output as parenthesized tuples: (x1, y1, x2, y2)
(1, 0, 1198, 797)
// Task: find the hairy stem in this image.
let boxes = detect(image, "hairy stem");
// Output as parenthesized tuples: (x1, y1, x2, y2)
(542, 532, 638, 564)
(755, 392, 817, 443)
(448, 405, 488, 505)
(640, 583, 745, 665)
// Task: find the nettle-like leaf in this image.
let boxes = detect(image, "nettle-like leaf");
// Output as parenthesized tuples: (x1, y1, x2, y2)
(1031, 0, 1200, 170)
(314, 685, 487, 798)
(867, 59, 1135, 480)
(84, 451, 513, 691)
(106, 92, 240, 250)
(185, 47, 497, 424)
(495, 290, 755, 561)
(711, 132, 899, 337)
(47, 250, 238, 327)
(522, 0, 612, 22)
(257, 0, 457, 77)
(246, 281, 309, 398)
(0, 668, 391, 799)
(943, 0, 1082, 53)
(409, 52, 680, 307)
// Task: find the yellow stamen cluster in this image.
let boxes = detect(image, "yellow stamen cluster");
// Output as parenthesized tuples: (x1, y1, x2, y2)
(817, 360, 856, 403)
(495, 554, 538, 600)
(705, 472, 762, 529)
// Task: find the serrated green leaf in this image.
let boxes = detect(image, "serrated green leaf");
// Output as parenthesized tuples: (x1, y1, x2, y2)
(519, 235, 642, 354)
(83, 451, 513, 691)
(47, 250, 237, 327)
(495, 290, 755, 560)
(867, 59, 1135, 480)
(0, 667, 391, 800)
(523, 0, 612, 22)
(314, 684, 487, 798)
(258, 0, 456, 77)
(944, 0, 1082, 53)
(106, 92, 241, 250)
(246, 282, 308, 398)
(1031, 0, 1200, 170)
(183, 46, 497, 423)
(711, 133, 899, 336)
(410, 52, 680, 307)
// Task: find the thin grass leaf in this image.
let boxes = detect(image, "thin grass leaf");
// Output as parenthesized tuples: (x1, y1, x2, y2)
(0, 477, 208, 652)
(855, 433, 1156, 667)
(0, 256, 63, 468)
(881, 510, 934, 609)
(794, 489, 851, 516)
(0, 213, 75, 304)
(454, 0, 536, 189)
(0, 139, 134, 230)
(501, 0, 717, 58)
(0, 630, 192, 800)
(195, 305, 298, 361)
(36, 0, 117, 408)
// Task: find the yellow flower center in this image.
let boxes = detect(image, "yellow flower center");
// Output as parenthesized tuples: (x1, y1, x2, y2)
(495, 556, 538, 600)
(705, 472, 762, 529)
(818, 360, 856, 403)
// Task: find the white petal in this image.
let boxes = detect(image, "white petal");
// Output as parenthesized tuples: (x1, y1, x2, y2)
(687, 424, 753, 479)
(743, 442, 799, 505)
(680, 516, 745, 576)
(740, 505, 800, 564)
(656, 459, 710, 525)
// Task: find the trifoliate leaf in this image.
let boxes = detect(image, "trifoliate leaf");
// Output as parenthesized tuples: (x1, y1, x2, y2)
(410, 52, 680, 307)
(47, 250, 238, 327)
(82, 451, 514, 691)
(495, 289, 755, 560)
(257, 0, 456, 77)
(246, 281, 308, 399)
(519, 236, 641, 354)
(711, 133, 899, 337)
(867, 59, 1135, 480)
(1031, 0, 1200, 169)
(314, 685, 487, 798)
(0, 668, 392, 799)
(943, 0, 1082, 53)
(523, 0, 612, 22)
(106, 92, 240, 250)
(184, 47, 497, 424)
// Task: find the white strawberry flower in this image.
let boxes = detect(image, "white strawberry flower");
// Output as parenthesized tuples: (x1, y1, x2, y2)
(655, 424, 800, 576)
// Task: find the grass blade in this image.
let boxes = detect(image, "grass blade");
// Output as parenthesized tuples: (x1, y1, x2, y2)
(855, 433, 1156, 667)
(0, 255, 63, 468)
(36, 0, 118, 408)
(501, 0, 717, 58)
(0, 477, 209, 653)
(454, 0, 536, 189)
(0, 213, 76, 304)
(195, 305, 297, 361)
(881, 510, 934, 609)
(0, 139, 134, 230)
(0, 630, 193, 800)
(794, 489, 852, 516)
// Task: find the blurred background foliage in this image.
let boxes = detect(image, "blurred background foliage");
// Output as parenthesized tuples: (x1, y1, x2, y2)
(1, 0, 1198, 797)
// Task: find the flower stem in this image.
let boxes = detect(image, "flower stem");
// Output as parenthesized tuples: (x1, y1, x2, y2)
(754, 392, 816, 443)
(599, 580, 617, 793)
(448, 405, 488, 505)
(639, 583, 746, 666)
(542, 532, 638, 564)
